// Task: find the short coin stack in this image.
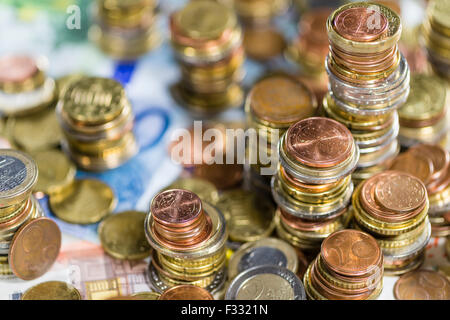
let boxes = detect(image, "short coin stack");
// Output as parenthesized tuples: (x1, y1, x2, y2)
(0, 55, 56, 116)
(145, 189, 227, 299)
(56, 76, 138, 171)
(304, 229, 383, 300)
(352, 171, 431, 275)
(389, 144, 450, 237)
(0, 149, 61, 280)
(323, 2, 410, 184)
(397, 74, 448, 148)
(90, 0, 160, 60)
(422, 0, 450, 80)
(245, 75, 317, 192)
(170, 0, 245, 114)
(272, 117, 359, 252)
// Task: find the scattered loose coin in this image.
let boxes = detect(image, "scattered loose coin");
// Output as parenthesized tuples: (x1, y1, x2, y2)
(243, 28, 286, 61)
(49, 179, 116, 224)
(131, 291, 161, 300)
(394, 270, 450, 300)
(22, 281, 81, 300)
(159, 285, 214, 300)
(99, 211, 152, 260)
(9, 217, 61, 280)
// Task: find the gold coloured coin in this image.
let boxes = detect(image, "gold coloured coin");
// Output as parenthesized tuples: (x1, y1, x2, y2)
(99, 211, 151, 260)
(21, 281, 82, 300)
(49, 179, 116, 224)
(131, 291, 161, 300)
(164, 178, 219, 205)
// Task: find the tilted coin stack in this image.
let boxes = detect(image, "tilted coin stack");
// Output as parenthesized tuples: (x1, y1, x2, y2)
(0, 149, 59, 280)
(271, 117, 359, 252)
(170, 0, 245, 114)
(397, 74, 448, 148)
(352, 171, 431, 275)
(90, 0, 160, 60)
(389, 144, 450, 237)
(56, 76, 138, 171)
(304, 230, 384, 300)
(323, 2, 410, 184)
(245, 75, 317, 193)
(422, 0, 450, 80)
(0, 55, 56, 117)
(145, 190, 227, 299)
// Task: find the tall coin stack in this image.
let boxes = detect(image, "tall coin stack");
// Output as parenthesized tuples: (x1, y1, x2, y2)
(90, 0, 160, 60)
(272, 117, 359, 252)
(0, 55, 56, 116)
(56, 76, 137, 171)
(0, 149, 61, 280)
(245, 75, 317, 193)
(352, 171, 431, 275)
(422, 0, 450, 80)
(304, 229, 383, 300)
(389, 144, 450, 237)
(145, 189, 227, 299)
(323, 2, 410, 184)
(170, 0, 245, 114)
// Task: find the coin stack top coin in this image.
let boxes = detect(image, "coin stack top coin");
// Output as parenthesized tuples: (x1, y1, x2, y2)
(170, 0, 245, 114)
(323, 2, 409, 184)
(304, 229, 383, 300)
(56, 76, 138, 171)
(272, 117, 358, 252)
(89, 0, 160, 60)
(352, 170, 431, 275)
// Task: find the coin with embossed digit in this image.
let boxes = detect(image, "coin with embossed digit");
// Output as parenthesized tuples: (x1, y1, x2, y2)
(159, 285, 214, 300)
(394, 270, 450, 300)
(225, 265, 306, 300)
(9, 217, 61, 280)
(22, 281, 81, 300)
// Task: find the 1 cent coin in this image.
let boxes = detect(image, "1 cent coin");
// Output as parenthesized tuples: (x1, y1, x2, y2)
(394, 270, 450, 300)
(158, 285, 214, 300)
(9, 217, 61, 280)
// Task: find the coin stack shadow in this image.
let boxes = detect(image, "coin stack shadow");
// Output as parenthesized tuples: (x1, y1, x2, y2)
(397, 74, 449, 148)
(145, 190, 228, 299)
(323, 3, 410, 185)
(0, 55, 56, 117)
(422, 0, 450, 80)
(352, 171, 431, 275)
(389, 144, 450, 237)
(271, 117, 358, 253)
(89, 0, 160, 60)
(304, 229, 384, 300)
(0, 150, 44, 279)
(56, 76, 138, 171)
(170, 0, 245, 114)
(245, 75, 317, 194)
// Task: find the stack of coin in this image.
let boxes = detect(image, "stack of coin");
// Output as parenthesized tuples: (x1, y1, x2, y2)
(422, 0, 450, 80)
(272, 117, 359, 252)
(56, 76, 138, 171)
(352, 171, 431, 275)
(304, 229, 383, 300)
(0, 55, 56, 116)
(245, 74, 317, 192)
(323, 2, 410, 184)
(397, 74, 448, 148)
(170, 1, 245, 114)
(145, 189, 227, 299)
(389, 144, 450, 237)
(0, 149, 61, 280)
(89, 0, 160, 60)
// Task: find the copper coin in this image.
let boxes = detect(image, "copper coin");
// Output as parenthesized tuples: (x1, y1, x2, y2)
(374, 171, 426, 213)
(321, 229, 381, 277)
(8, 217, 61, 280)
(333, 7, 389, 42)
(191, 163, 243, 190)
(389, 152, 434, 184)
(444, 212, 450, 224)
(280, 207, 346, 232)
(151, 189, 202, 228)
(0, 55, 38, 84)
(285, 117, 353, 168)
(243, 28, 286, 61)
(394, 270, 450, 300)
(249, 75, 316, 125)
(411, 144, 450, 183)
(158, 285, 214, 300)
(299, 7, 333, 44)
